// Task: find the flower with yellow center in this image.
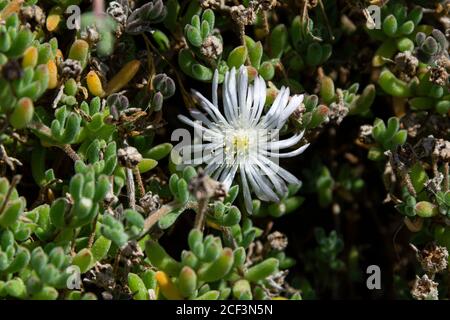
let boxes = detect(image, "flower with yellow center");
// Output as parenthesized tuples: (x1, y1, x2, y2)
(178, 66, 309, 213)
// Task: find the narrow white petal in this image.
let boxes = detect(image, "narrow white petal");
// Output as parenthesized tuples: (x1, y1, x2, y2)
(277, 94, 304, 128)
(263, 143, 310, 158)
(204, 157, 223, 175)
(222, 162, 239, 191)
(212, 69, 219, 107)
(251, 155, 289, 197)
(245, 85, 253, 125)
(192, 90, 229, 125)
(263, 88, 290, 129)
(251, 76, 266, 125)
(189, 110, 216, 129)
(223, 71, 236, 124)
(240, 165, 253, 214)
(212, 165, 225, 181)
(258, 155, 301, 185)
(238, 66, 249, 125)
(227, 68, 239, 119)
(178, 115, 223, 138)
(265, 132, 304, 150)
(259, 87, 288, 128)
(245, 165, 279, 202)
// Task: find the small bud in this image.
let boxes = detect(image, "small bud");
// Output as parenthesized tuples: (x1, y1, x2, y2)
(22, 46, 38, 68)
(9, 98, 34, 129)
(86, 71, 105, 97)
(107, 93, 129, 119)
(178, 266, 197, 298)
(246, 66, 258, 82)
(64, 78, 78, 96)
(46, 6, 62, 32)
(151, 92, 163, 112)
(68, 39, 89, 69)
(47, 59, 58, 89)
(382, 15, 398, 37)
(259, 61, 274, 81)
(152, 73, 175, 98)
(415, 201, 438, 218)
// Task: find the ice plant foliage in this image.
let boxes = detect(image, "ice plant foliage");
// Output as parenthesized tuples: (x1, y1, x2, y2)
(178, 66, 309, 213)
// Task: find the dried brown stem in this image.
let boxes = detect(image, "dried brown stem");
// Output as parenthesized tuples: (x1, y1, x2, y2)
(194, 198, 208, 231)
(133, 167, 146, 197)
(443, 162, 449, 192)
(61, 144, 81, 162)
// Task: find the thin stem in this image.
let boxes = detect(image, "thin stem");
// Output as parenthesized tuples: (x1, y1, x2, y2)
(443, 162, 449, 193)
(61, 144, 81, 162)
(70, 228, 79, 255)
(27, 122, 80, 161)
(113, 248, 122, 275)
(140, 200, 197, 237)
(126, 167, 136, 210)
(194, 198, 208, 231)
(133, 167, 146, 197)
(432, 155, 439, 179)
(142, 200, 179, 234)
(402, 170, 417, 197)
(262, 11, 269, 36)
(87, 213, 99, 249)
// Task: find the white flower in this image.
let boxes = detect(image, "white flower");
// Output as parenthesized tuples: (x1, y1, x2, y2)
(178, 66, 309, 213)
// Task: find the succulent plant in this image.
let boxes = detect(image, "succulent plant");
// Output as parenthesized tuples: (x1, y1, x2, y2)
(0, 0, 449, 302)
(415, 29, 449, 65)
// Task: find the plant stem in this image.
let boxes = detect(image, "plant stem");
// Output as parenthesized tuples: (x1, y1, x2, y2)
(194, 198, 208, 231)
(133, 167, 146, 197)
(142, 200, 178, 234)
(61, 144, 81, 162)
(126, 167, 136, 210)
(87, 213, 99, 248)
(443, 162, 449, 193)
(27, 122, 80, 161)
